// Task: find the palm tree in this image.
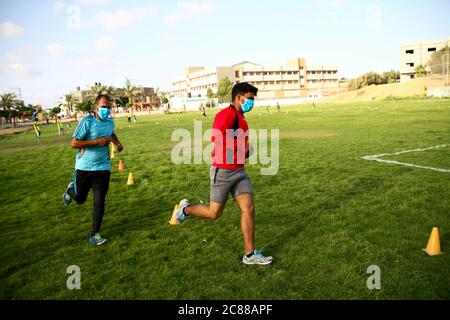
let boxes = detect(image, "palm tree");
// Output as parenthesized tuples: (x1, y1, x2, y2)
(59, 94, 75, 116)
(89, 83, 107, 100)
(0, 93, 23, 127)
(105, 86, 122, 118)
(49, 107, 62, 123)
(123, 83, 143, 116)
(65, 94, 74, 113)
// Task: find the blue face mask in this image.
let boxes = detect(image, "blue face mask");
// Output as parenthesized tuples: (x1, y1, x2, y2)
(241, 98, 254, 113)
(97, 107, 111, 120)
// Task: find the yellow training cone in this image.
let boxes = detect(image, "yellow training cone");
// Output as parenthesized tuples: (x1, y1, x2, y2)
(169, 204, 180, 225)
(110, 144, 115, 159)
(423, 227, 443, 256)
(127, 172, 135, 186)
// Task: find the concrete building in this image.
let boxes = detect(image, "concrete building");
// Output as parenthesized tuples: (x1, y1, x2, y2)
(400, 37, 449, 82)
(172, 57, 339, 100)
(71, 86, 91, 104)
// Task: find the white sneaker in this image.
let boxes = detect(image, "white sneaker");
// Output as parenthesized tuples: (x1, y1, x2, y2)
(242, 250, 273, 265)
(176, 199, 190, 223)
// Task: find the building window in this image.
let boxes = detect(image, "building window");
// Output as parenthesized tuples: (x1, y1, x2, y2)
(406, 49, 414, 54)
(428, 48, 437, 52)
(235, 71, 240, 78)
(407, 62, 415, 67)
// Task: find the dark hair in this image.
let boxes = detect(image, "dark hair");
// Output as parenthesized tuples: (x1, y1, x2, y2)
(95, 94, 111, 105)
(231, 82, 258, 102)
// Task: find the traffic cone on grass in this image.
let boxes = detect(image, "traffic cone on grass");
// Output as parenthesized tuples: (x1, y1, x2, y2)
(169, 204, 180, 225)
(423, 227, 443, 256)
(119, 159, 125, 172)
(127, 172, 135, 186)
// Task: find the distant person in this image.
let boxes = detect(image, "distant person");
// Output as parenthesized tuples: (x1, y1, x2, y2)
(277, 102, 281, 112)
(33, 120, 41, 140)
(201, 105, 207, 117)
(46, 117, 49, 125)
(67, 122, 72, 132)
(62, 95, 124, 246)
(266, 105, 270, 112)
(127, 111, 132, 125)
(57, 118, 65, 136)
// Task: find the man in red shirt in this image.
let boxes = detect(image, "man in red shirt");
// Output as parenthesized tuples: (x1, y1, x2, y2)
(170, 82, 273, 265)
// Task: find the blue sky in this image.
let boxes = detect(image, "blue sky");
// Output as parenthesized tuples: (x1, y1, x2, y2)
(0, 0, 449, 107)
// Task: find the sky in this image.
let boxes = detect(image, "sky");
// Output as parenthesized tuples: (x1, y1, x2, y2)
(0, 0, 449, 107)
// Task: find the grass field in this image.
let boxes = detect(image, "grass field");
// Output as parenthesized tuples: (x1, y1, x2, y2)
(1, 98, 449, 300)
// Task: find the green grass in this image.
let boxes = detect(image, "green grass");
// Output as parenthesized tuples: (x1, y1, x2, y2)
(1, 99, 449, 300)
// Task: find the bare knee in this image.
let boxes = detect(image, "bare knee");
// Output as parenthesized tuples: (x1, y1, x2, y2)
(242, 205, 255, 217)
(208, 207, 223, 220)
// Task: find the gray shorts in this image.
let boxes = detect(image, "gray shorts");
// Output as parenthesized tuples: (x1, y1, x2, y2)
(210, 166, 253, 204)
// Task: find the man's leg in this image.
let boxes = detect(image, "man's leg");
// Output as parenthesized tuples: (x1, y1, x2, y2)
(90, 171, 110, 236)
(172, 167, 230, 223)
(235, 194, 255, 255)
(68, 170, 91, 205)
(184, 201, 225, 220)
(233, 171, 273, 265)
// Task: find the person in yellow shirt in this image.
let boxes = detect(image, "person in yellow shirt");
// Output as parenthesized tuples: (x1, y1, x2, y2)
(33, 120, 41, 140)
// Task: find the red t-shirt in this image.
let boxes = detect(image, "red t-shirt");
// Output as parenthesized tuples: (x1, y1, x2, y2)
(211, 105, 249, 170)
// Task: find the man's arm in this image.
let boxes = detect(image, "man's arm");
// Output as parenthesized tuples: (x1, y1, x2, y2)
(71, 137, 111, 149)
(111, 133, 123, 152)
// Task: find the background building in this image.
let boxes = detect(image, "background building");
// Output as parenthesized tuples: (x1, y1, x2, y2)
(400, 37, 449, 82)
(172, 57, 339, 100)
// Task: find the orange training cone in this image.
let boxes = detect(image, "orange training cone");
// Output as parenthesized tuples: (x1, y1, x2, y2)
(119, 159, 125, 172)
(423, 227, 443, 256)
(169, 204, 179, 225)
(127, 172, 135, 186)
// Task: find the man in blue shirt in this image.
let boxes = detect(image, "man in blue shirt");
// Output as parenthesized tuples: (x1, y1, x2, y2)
(63, 95, 123, 246)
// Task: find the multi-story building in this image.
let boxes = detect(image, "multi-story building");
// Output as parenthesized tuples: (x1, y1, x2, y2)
(400, 37, 449, 82)
(71, 86, 91, 104)
(172, 58, 339, 100)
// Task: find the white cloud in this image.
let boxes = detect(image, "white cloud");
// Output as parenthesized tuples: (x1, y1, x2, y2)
(94, 6, 158, 31)
(0, 22, 25, 38)
(165, 1, 217, 25)
(68, 56, 115, 69)
(367, 5, 382, 31)
(2, 51, 42, 77)
(46, 44, 65, 59)
(160, 32, 181, 45)
(53, 1, 66, 14)
(94, 35, 116, 49)
(75, 0, 110, 5)
(314, 0, 349, 8)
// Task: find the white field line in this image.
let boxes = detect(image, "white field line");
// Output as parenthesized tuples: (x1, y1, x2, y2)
(362, 145, 450, 173)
